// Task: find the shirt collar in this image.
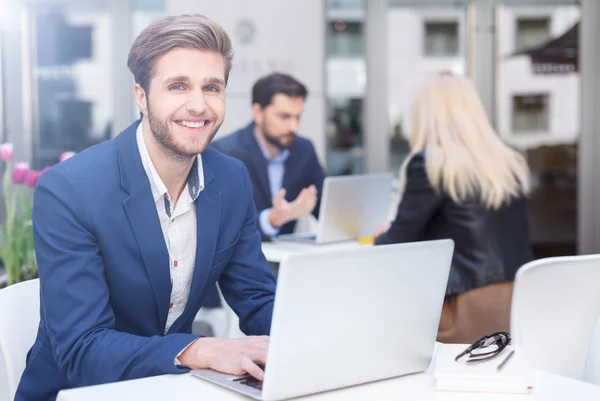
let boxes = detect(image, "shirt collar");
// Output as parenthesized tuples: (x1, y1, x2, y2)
(136, 122, 204, 203)
(253, 128, 290, 163)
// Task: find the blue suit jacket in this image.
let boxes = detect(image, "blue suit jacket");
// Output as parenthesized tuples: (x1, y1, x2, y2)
(211, 122, 326, 241)
(16, 121, 276, 401)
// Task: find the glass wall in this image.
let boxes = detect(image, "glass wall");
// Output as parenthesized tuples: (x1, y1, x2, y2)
(29, 3, 114, 169)
(0, 0, 594, 256)
(496, 3, 580, 257)
(387, 3, 469, 176)
(325, 0, 366, 176)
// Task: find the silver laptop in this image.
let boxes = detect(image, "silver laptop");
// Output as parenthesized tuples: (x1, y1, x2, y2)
(191, 239, 454, 400)
(274, 173, 394, 244)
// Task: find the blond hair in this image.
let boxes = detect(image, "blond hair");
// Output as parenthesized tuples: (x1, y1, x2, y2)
(128, 14, 233, 92)
(399, 72, 529, 209)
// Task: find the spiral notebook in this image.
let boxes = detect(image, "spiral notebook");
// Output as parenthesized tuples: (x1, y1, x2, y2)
(433, 344, 535, 394)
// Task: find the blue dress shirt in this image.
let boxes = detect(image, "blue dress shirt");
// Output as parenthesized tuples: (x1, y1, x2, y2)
(255, 131, 290, 237)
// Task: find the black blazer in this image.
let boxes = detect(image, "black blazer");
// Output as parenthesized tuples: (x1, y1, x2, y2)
(376, 153, 534, 295)
(212, 122, 326, 240)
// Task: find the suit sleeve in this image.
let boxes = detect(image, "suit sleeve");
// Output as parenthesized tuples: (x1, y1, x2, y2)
(375, 154, 444, 245)
(218, 163, 276, 335)
(306, 142, 327, 219)
(32, 169, 199, 387)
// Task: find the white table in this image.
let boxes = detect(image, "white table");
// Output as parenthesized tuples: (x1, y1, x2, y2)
(57, 349, 600, 401)
(260, 240, 368, 263)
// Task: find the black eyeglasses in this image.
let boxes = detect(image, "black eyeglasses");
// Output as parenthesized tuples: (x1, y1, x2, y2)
(455, 332, 511, 363)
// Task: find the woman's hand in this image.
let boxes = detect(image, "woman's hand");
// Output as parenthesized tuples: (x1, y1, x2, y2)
(371, 221, 391, 238)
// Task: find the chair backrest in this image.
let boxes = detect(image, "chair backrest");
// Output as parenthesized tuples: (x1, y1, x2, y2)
(0, 279, 40, 401)
(510, 255, 600, 381)
(584, 316, 600, 385)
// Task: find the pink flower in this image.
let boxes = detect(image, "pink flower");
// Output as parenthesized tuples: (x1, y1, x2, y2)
(0, 142, 14, 161)
(12, 162, 29, 184)
(25, 170, 42, 188)
(59, 151, 76, 162)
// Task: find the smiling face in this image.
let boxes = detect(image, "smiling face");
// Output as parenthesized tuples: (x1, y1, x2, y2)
(134, 48, 226, 159)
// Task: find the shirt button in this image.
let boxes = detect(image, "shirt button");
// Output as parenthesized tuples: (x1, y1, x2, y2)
(173, 260, 178, 267)
(170, 302, 174, 309)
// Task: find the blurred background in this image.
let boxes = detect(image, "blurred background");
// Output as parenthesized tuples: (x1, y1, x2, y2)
(1, 0, 599, 259)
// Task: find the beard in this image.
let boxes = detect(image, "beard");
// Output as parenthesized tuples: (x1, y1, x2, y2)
(261, 123, 296, 150)
(148, 104, 222, 161)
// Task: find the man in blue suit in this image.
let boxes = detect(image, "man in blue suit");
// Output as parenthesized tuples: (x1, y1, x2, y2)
(212, 73, 326, 241)
(16, 14, 275, 401)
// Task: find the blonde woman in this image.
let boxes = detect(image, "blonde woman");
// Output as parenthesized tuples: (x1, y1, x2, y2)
(373, 72, 533, 344)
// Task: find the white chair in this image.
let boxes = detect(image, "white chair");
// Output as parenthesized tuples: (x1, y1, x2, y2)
(510, 255, 600, 381)
(216, 285, 245, 338)
(0, 279, 40, 401)
(584, 316, 600, 385)
(194, 284, 244, 338)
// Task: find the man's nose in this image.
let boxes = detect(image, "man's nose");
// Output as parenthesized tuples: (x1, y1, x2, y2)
(288, 118, 300, 133)
(186, 90, 207, 114)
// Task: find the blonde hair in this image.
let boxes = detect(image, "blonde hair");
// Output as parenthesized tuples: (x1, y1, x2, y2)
(399, 72, 529, 209)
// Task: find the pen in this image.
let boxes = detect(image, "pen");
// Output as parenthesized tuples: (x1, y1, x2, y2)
(496, 350, 515, 372)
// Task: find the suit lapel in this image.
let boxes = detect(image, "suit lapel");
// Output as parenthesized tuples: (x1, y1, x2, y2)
(124, 186, 172, 333)
(242, 126, 271, 204)
(118, 121, 171, 333)
(281, 141, 300, 193)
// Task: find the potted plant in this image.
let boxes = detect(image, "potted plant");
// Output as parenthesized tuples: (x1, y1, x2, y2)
(0, 143, 75, 287)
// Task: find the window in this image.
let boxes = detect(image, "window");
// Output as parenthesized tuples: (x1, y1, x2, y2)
(327, 0, 363, 10)
(515, 17, 550, 51)
(327, 97, 364, 175)
(424, 21, 459, 57)
(328, 21, 363, 58)
(32, 8, 113, 169)
(512, 94, 550, 132)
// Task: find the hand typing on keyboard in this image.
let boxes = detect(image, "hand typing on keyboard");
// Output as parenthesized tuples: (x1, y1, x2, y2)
(178, 336, 269, 381)
(233, 364, 266, 390)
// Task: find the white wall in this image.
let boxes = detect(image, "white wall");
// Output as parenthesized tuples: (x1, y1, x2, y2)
(165, 0, 327, 164)
(497, 5, 580, 150)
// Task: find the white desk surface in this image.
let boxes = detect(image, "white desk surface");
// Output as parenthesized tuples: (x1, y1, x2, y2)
(57, 348, 600, 401)
(260, 240, 368, 263)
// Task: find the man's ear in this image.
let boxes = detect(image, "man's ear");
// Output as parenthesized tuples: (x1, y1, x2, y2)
(252, 103, 265, 126)
(134, 83, 148, 117)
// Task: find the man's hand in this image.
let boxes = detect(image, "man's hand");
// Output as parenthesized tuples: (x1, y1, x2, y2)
(268, 185, 318, 228)
(371, 221, 391, 238)
(268, 188, 289, 228)
(178, 336, 269, 381)
(290, 185, 318, 218)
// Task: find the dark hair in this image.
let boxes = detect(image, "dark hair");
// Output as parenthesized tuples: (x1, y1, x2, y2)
(128, 14, 233, 93)
(251, 73, 308, 108)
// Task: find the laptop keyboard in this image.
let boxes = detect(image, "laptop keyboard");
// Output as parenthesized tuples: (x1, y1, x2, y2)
(231, 364, 265, 391)
(232, 374, 263, 390)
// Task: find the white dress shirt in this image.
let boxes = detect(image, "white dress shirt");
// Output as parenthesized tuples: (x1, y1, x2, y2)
(136, 123, 204, 334)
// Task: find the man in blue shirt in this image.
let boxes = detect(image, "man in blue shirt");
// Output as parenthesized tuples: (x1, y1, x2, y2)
(212, 73, 326, 241)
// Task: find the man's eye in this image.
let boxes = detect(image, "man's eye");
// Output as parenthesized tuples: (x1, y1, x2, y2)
(170, 84, 184, 91)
